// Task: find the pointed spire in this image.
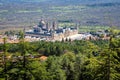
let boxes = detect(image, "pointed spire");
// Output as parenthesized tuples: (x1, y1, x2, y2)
(52, 21, 56, 30)
(75, 23, 78, 30)
(46, 22, 50, 31)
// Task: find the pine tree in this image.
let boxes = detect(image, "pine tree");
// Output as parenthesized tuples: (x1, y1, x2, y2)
(3, 37, 8, 80)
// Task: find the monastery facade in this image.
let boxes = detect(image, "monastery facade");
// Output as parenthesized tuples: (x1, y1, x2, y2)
(25, 19, 78, 41)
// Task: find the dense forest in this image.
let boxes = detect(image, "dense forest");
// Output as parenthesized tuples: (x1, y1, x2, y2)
(0, 30, 120, 80)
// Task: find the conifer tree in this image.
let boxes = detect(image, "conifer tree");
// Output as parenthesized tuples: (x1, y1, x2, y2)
(3, 37, 8, 80)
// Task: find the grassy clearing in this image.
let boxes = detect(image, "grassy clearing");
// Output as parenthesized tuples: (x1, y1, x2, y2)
(50, 5, 86, 13)
(51, 5, 86, 10)
(0, 10, 8, 13)
(58, 23, 110, 32)
(0, 27, 23, 34)
(17, 9, 42, 13)
(79, 26, 110, 32)
(58, 23, 75, 27)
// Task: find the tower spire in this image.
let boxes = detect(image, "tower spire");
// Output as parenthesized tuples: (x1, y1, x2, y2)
(52, 21, 56, 30)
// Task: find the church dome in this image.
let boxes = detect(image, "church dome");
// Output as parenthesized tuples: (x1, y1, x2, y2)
(38, 20, 46, 28)
(40, 20, 46, 25)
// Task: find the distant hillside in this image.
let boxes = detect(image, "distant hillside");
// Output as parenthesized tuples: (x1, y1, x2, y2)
(1, 0, 120, 4)
(0, 0, 120, 29)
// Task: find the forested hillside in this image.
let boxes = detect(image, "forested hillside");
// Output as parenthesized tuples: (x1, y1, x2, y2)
(0, 30, 120, 80)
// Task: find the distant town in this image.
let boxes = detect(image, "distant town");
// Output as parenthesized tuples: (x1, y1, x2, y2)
(0, 19, 111, 44)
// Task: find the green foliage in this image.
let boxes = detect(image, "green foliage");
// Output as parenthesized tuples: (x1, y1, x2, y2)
(28, 61, 48, 80)
(0, 35, 120, 80)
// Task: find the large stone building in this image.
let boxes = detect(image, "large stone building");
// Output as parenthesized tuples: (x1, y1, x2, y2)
(25, 19, 78, 41)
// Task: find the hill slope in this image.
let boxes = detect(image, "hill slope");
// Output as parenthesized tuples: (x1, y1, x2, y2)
(0, 0, 120, 29)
